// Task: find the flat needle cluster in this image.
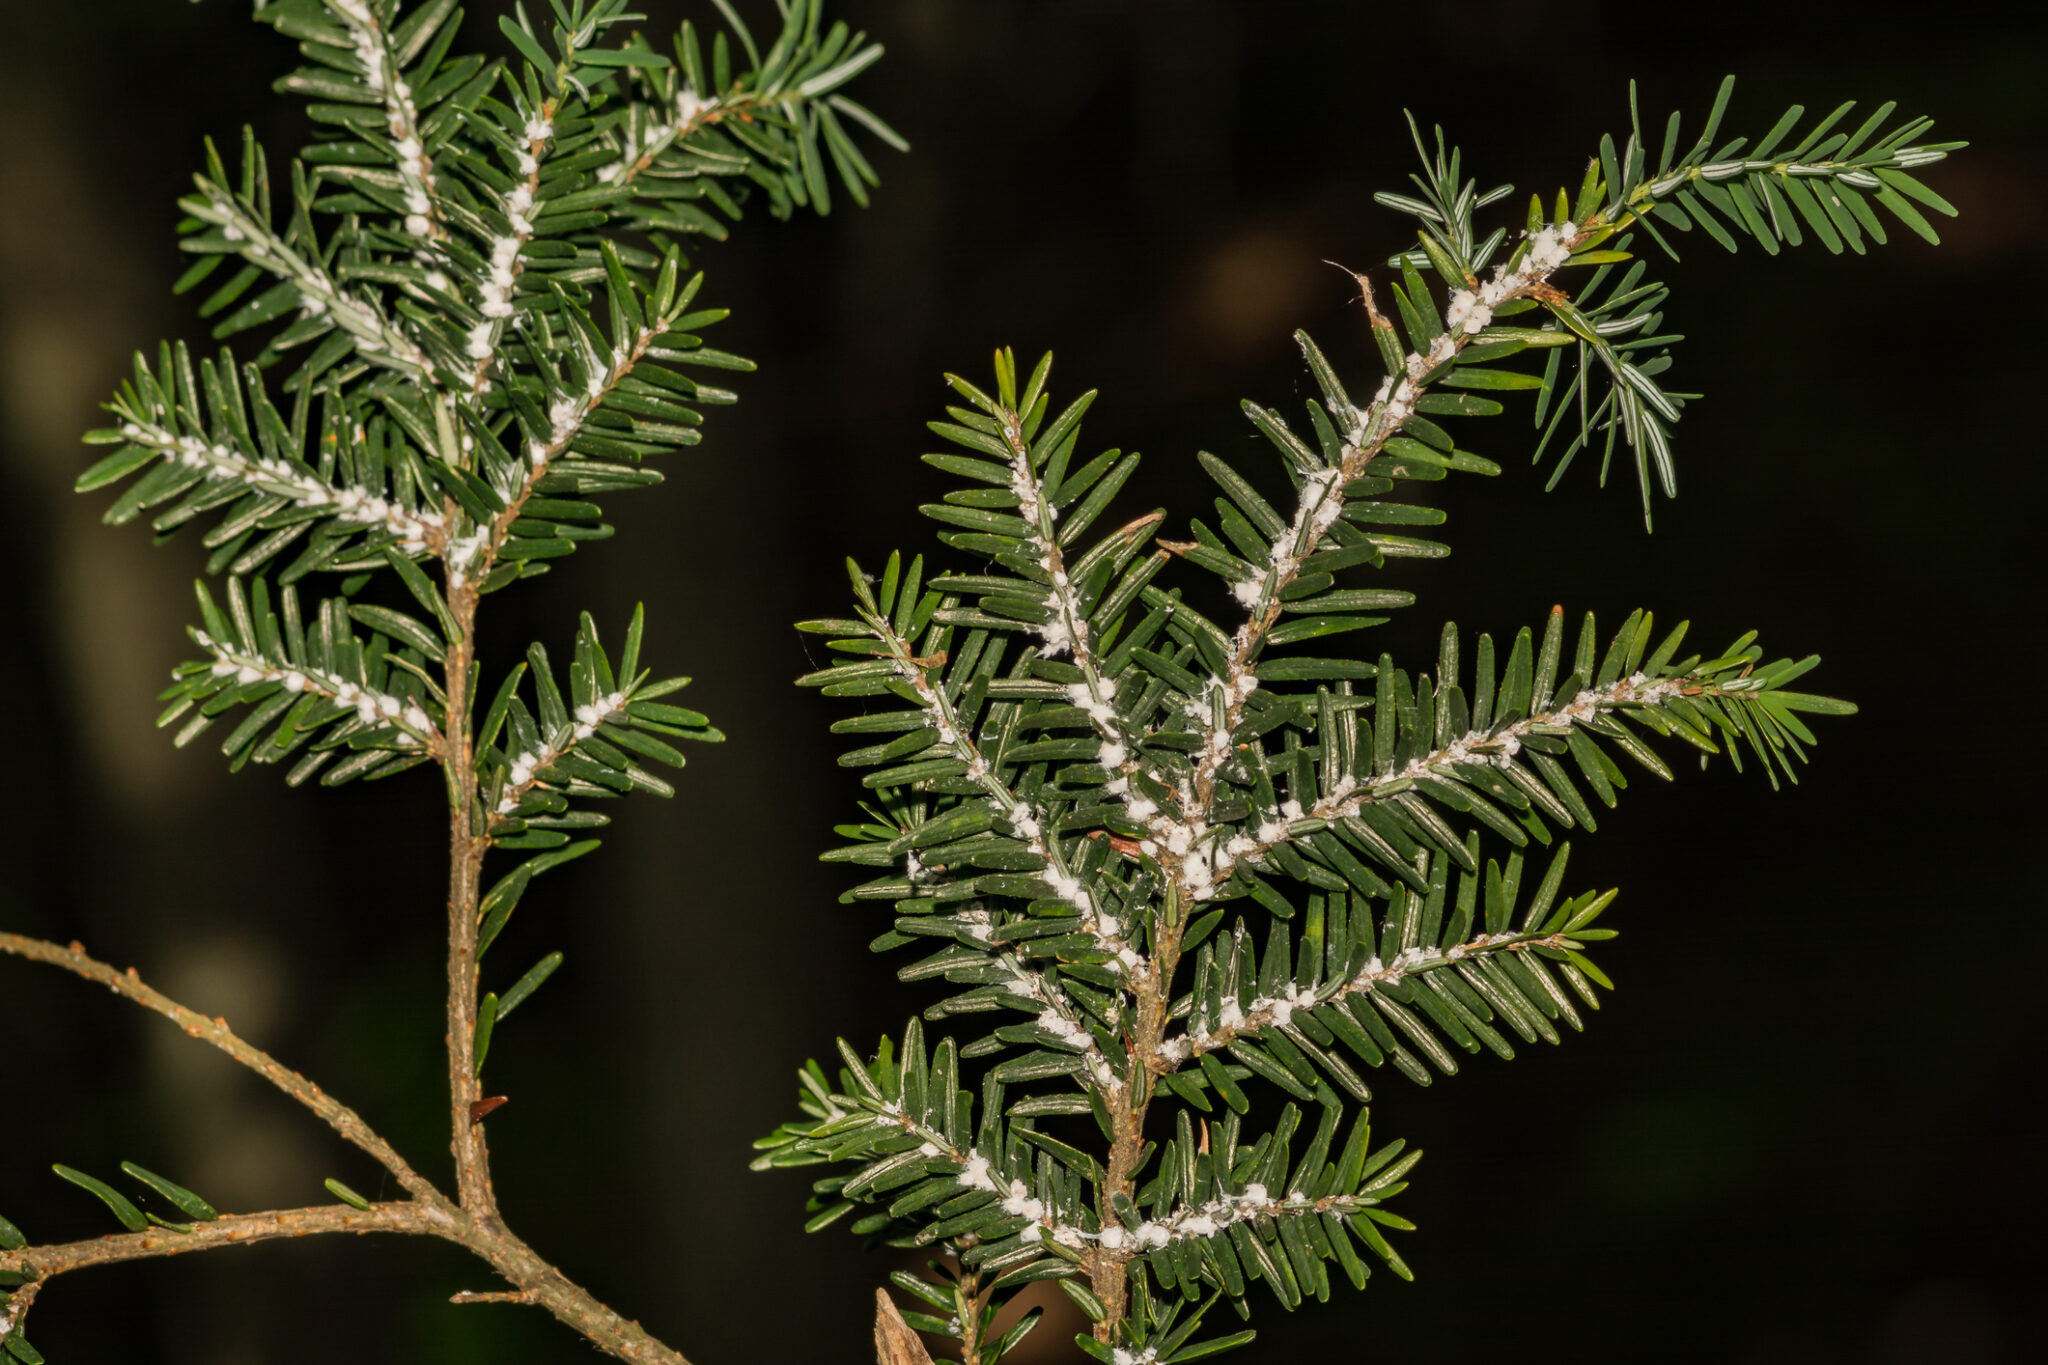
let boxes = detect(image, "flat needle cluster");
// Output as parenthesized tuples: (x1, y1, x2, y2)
(755, 80, 1959, 1364)
(1, 1, 899, 1361)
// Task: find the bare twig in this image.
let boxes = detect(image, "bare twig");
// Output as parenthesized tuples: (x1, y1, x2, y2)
(0, 934, 436, 1204)
(0, 1203, 440, 1282)
(0, 930, 699, 1362)
(441, 579, 495, 1217)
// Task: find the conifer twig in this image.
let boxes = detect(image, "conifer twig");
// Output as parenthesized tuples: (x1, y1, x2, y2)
(767, 74, 1952, 1362)
(0, 936, 700, 1363)
(6, 0, 904, 1358)
(0, 934, 434, 1203)
(0, 1204, 440, 1281)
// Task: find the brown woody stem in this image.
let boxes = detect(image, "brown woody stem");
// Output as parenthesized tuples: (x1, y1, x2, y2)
(0, 934, 435, 1204)
(442, 579, 495, 1216)
(0, 1203, 441, 1281)
(0, 932, 697, 1363)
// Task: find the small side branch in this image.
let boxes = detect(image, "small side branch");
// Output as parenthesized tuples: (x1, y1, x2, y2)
(450, 322, 671, 591)
(0, 1203, 437, 1284)
(1165, 928, 1576, 1062)
(0, 934, 438, 1205)
(0, 1194, 696, 1363)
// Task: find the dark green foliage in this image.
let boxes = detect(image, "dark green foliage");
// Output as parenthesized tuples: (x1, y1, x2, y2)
(29, 4, 895, 1355)
(760, 81, 1946, 1364)
(69, 0, 893, 1066)
(1377, 78, 1960, 520)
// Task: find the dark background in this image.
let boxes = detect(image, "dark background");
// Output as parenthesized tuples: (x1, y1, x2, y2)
(1, 1, 2041, 1362)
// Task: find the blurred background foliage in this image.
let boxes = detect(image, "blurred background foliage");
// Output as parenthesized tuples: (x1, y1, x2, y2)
(0, 1, 2040, 1362)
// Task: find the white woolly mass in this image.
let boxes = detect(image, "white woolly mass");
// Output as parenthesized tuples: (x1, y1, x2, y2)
(1037, 614, 1079, 659)
(445, 527, 490, 589)
(1526, 222, 1576, 272)
(1063, 680, 1119, 731)
(1000, 1178, 1047, 1223)
(1004, 803, 1041, 840)
(1038, 1008, 1092, 1049)
(1042, 868, 1092, 915)
(1443, 288, 1493, 335)
(335, 0, 437, 241)
(675, 84, 718, 128)
(467, 107, 557, 377)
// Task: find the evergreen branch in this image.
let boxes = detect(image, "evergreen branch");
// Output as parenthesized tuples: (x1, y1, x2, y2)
(1163, 926, 1575, 1063)
(180, 173, 430, 378)
(490, 685, 635, 818)
(457, 5, 643, 392)
(976, 379, 1183, 876)
(1097, 1185, 1388, 1259)
(845, 583, 1146, 983)
(84, 344, 454, 581)
(1226, 665, 1683, 880)
(1187, 231, 1580, 831)
(1379, 80, 1962, 515)
(158, 576, 446, 784)
(100, 416, 444, 555)
(829, 597, 1134, 1099)
(598, 0, 900, 217)
(459, 314, 675, 590)
(188, 624, 442, 757)
(44, 1, 899, 1358)
(320, 0, 451, 243)
(0, 1201, 436, 1284)
(835, 1093, 1097, 1255)
(604, 82, 741, 189)
(482, 611, 717, 829)
(1603, 81, 1961, 250)
(778, 82, 1936, 1357)
(762, 1037, 1423, 1356)
(460, 98, 557, 391)
(0, 935, 435, 1203)
(984, 383, 1116, 687)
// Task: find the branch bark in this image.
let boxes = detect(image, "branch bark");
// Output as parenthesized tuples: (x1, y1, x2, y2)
(0, 1203, 439, 1281)
(0, 931, 699, 1362)
(442, 578, 495, 1216)
(0, 934, 435, 1204)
